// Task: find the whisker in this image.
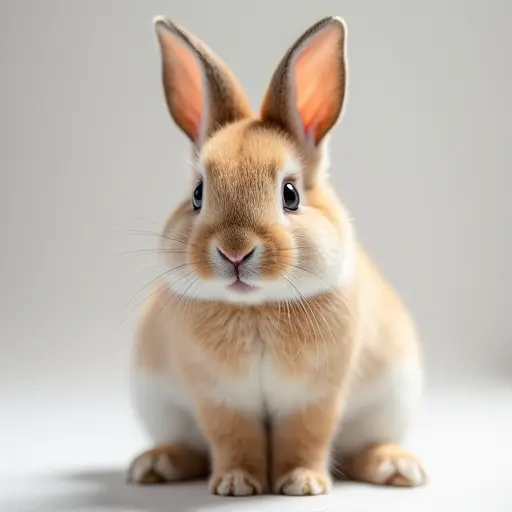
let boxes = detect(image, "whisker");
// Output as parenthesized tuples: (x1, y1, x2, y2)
(120, 248, 189, 256)
(283, 279, 311, 367)
(150, 261, 210, 335)
(128, 216, 163, 229)
(160, 274, 198, 329)
(123, 260, 210, 309)
(283, 277, 317, 335)
(119, 229, 190, 245)
(184, 276, 202, 305)
(280, 263, 362, 325)
(117, 281, 170, 328)
(290, 281, 329, 371)
(172, 276, 201, 327)
(118, 267, 198, 328)
(164, 229, 205, 251)
(282, 283, 301, 363)
(149, 272, 197, 335)
(122, 222, 204, 251)
(276, 290, 283, 336)
(172, 279, 201, 337)
(288, 274, 333, 374)
(312, 296, 338, 349)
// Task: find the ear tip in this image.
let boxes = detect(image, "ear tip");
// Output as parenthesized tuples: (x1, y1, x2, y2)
(153, 15, 169, 36)
(153, 15, 167, 27)
(153, 15, 181, 36)
(326, 15, 347, 33)
(330, 16, 346, 27)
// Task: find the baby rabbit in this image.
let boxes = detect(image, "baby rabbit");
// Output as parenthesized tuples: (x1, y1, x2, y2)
(127, 15, 426, 496)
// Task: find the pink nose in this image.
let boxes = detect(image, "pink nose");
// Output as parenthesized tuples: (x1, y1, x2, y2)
(216, 246, 255, 266)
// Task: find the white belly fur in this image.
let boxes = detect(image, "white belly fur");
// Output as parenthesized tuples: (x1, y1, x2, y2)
(335, 361, 423, 456)
(198, 347, 327, 418)
(131, 355, 422, 457)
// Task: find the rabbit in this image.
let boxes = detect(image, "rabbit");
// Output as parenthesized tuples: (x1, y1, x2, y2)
(127, 15, 427, 496)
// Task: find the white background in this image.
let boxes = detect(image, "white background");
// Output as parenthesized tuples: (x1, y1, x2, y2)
(1, 1, 511, 510)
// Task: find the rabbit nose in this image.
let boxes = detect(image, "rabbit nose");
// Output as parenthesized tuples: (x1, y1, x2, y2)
(216, 246, 256, 266)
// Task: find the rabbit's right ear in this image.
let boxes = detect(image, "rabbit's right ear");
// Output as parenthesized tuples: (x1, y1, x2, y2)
(154, 17, 253, 146)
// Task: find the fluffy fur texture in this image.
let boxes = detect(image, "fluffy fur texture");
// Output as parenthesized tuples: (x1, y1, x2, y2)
(127, 15, 426, 496)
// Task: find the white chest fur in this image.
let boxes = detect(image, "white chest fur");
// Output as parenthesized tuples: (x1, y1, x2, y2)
(132, 351, 421, 452)
(132, 349, 324, 447)
(201, 346, 325, 419)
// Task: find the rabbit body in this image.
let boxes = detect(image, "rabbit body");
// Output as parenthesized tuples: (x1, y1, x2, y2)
(127, 16, 426, 495)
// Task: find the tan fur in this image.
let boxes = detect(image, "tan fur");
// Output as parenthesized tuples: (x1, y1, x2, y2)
(129, 15, 426, 496)
(343, 443, 427, 487)
(199, 403, 268, 494)
(128, 444, 208, 483)
(188, 122, 296, 281)
(137, 239, 416, 384)
(137, 286, 354, 379)
(272, 396, 342, 493)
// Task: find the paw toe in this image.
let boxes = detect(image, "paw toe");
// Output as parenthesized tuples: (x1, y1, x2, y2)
(128, 451, 178, 484)
(210, 469, 262, 496)
(345, 445, 427, 488)
(377, 456, 426, 487)
(276, 468, 331, 496)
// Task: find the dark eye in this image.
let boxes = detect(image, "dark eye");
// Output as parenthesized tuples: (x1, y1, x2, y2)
(192, 182, 203, 210)
(283, 182, 300, 211)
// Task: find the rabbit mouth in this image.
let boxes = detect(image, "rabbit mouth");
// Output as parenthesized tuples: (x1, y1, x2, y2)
(227, 278, 258, 294)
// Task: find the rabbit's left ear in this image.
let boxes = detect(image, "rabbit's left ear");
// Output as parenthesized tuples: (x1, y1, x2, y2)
(260, 17, 347, 147)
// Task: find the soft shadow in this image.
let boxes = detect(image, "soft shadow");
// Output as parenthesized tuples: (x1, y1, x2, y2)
(1, 469, 377, 512)
(4, 469, 245, 512)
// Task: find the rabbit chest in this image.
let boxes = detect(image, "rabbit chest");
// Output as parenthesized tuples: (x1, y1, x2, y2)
(187, 312, 330, 418)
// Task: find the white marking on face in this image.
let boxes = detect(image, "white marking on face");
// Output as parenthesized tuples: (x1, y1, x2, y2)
(317, 137, 331, 180)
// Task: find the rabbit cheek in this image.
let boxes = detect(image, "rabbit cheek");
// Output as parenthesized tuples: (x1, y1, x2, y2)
(188, 225, 217, 279)
(258, 228, 294, 281)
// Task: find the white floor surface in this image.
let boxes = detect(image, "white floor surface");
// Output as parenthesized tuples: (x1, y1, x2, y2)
(2, 381, 511, 512)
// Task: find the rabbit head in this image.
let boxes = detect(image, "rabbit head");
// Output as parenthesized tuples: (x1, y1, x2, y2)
(153, 16, 354, 305)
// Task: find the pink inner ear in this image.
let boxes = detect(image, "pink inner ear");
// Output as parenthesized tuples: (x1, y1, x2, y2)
(293, 25, 342, 143)
(160, 30, 204, 141)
